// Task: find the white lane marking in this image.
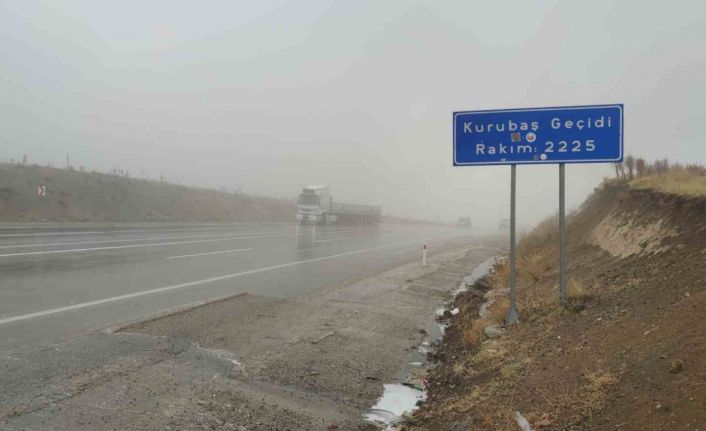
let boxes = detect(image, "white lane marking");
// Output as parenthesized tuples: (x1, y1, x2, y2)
(0, 238, 427, 326)
(0, 231, 291, 250)
(0, 224, 374, 239)
(313, 237, 351, 243)
(0, 222, 292, 229)
(0, 234, 294, 258)
(166, 248, 253, 260)
(0, 226, 294, 238)
(311, 228, 377, 233)
(0, 230, 137, 238)
(0, 227, 381, 251)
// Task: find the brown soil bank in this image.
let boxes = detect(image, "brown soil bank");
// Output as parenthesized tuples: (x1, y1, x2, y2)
(0, 163, 294, 222)
(410, 182, 706, 431)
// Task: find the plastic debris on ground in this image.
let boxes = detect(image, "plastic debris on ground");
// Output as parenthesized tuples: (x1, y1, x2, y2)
(515, 411, 534, 431)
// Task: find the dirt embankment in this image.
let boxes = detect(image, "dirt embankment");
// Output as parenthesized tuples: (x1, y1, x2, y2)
(410, 183, 706, 430)
(0, 163, 294, 222)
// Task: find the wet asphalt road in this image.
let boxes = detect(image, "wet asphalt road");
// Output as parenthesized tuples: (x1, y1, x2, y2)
(0, 222, 488, 350)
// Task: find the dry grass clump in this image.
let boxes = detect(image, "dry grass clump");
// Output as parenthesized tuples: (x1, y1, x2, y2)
(452, 361, 470, 378)
(577, 371, 619, 417)
(584, 370, 618, 387)
(566, 278, 591, 310)
(460, 290, 510, 350)
(519, 252, 552, 282)
(485, 295, 510, 324)
(489, 259, 509, 287)
(462, 319, 487, 349)
(499, 361, 524, 380)
(538, 370, 619, 425)
(670, 359, 684, 373)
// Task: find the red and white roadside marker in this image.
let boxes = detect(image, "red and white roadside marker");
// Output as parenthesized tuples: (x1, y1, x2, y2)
(37, 184, 46, 197)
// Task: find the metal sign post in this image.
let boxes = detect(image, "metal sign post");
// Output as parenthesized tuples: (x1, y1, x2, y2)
(452, 104, 623, 324)
(506, 164, 519, 325)
(559, 163, 566, 305)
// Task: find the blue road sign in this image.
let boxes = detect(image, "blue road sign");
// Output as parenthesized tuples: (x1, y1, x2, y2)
(453, 104, 623, 165)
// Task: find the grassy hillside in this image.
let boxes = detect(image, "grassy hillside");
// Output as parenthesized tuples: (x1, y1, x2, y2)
(614, 157, 706, 197)
(629, 164, 706, 197)
(413, 172, 706, 429)
(0, 163, 295, 223)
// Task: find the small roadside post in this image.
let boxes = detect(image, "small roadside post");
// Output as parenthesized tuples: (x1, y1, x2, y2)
(422, 241, 428, 267)
(453, 104, 623, 324)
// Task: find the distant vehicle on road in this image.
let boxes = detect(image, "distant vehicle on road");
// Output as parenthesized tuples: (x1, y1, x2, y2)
(296, 185, 381, 225)
(456, 217, 472, 229)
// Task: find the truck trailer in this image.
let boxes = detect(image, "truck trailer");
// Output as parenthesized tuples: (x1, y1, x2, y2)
(296, 185, 381, 225)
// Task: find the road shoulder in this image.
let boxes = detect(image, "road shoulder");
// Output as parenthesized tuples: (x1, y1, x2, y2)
(1, 239, 502, 430)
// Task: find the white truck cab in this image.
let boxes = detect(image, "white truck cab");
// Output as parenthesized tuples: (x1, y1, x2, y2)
(296, 185, 336, 224)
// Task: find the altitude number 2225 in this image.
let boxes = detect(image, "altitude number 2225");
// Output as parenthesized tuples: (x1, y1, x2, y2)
(545, 140, 595, 153)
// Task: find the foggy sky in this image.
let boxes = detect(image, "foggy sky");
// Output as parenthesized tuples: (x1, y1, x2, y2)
(1, 0, 705, 229)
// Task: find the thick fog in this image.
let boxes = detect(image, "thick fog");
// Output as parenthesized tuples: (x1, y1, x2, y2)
(2, 1, 705, 229)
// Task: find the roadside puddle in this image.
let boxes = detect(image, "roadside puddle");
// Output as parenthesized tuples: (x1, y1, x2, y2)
(363, 256, 497, 429)
(364, 383, 427, 425)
